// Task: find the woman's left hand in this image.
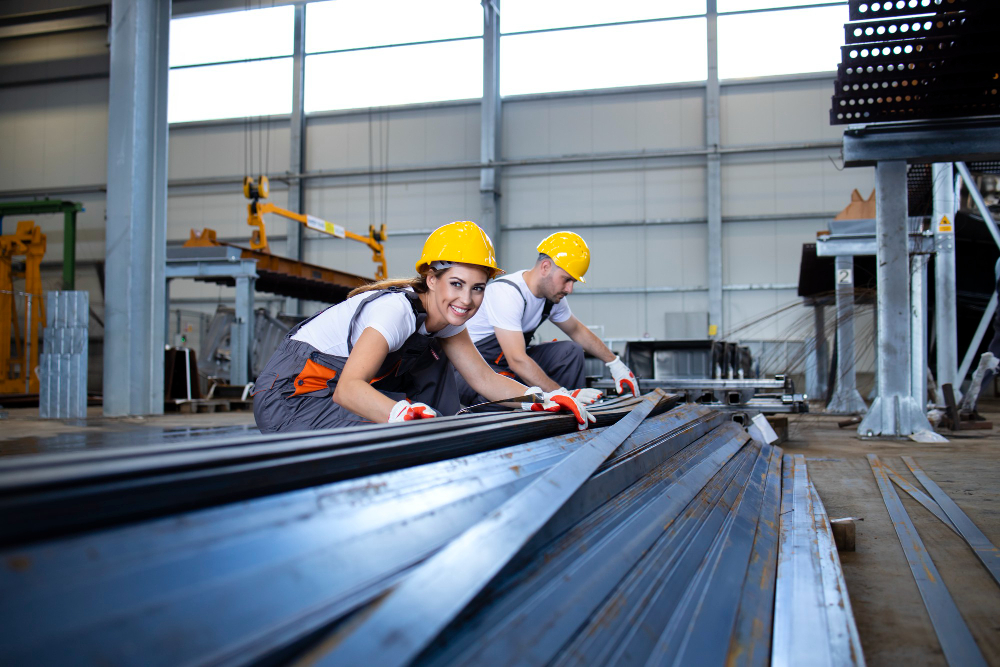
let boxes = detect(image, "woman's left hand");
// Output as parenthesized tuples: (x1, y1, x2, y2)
(521, 387, 596, 430)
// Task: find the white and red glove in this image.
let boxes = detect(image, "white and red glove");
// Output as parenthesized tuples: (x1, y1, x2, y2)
(564, 387, 603, 405)
(606, 356, 638, 397)
(521, 387, 596, 430)
(388, 399, 438, 422)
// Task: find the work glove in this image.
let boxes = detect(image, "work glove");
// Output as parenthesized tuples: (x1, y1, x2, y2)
(564, 387, 603, 405)
(388, 399, 438, 422)
(521, 387, 596, 430)
(606, 356, 638, 397)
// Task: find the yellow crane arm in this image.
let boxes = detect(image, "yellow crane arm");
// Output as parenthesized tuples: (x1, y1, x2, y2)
(244, 176, 387, 280)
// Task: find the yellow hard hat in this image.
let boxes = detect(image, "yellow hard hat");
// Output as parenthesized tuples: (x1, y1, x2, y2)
(537, 231, 590, 282)
(416, 221, 500, 279)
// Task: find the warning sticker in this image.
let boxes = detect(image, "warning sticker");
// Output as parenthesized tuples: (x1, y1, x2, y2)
(306, 215, 346, 238)
(938, 215, 953, 233)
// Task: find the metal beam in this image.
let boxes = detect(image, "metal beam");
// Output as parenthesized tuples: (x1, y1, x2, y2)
(828, 257, 868, 414)
(868, 455, 987, 667)
(956, 162, 1000, 249)
(843, 118, 1000, 167)
(933, 163, 959, 395)
(314, 394, 660, 666)
(479, 0, 501, 259)
(103, 0, 169, 417)
(858, 161, 932, 437)
(706, 0, 722, 339)
(911, 250, 928, 409)
(285, 2, 306, 315)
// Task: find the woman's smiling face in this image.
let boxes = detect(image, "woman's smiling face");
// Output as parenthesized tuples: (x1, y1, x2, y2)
(425, 263, 489, 330)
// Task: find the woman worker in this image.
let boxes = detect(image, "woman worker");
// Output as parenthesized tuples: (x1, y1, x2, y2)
(253, 221, 595, 433)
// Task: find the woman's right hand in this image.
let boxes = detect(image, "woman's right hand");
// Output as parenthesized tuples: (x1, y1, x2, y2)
(388, 399, 438, 422)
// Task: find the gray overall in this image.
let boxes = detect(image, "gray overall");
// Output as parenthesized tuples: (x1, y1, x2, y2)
(456, 278, 584, 405)
(253, 288, 459, 433)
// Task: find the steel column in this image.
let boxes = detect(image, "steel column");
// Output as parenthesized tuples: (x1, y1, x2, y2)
(706, 0, 722, 338)
(103, 0, 169, 416)
(911, 251, 928, 408)
(805, 301, 828, 400)
(285, 3, 306, 316)
(828, 256, 867, 414)
(231, 274, 256, 386)
(933, 162, 958, 396)
(858, 161, 932, 437)
(479, 0, 501, 258)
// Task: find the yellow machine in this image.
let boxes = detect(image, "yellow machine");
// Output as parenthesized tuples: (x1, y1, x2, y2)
(242, 175, 388, 280)
(0, 220, 46, 393)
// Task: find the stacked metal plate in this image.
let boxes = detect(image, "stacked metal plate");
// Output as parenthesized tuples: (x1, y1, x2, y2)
(831, 0, 1000, 125)
(38, 290, 88, 419)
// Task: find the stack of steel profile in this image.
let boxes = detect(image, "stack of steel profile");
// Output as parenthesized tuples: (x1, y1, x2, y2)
(38, 290, 88, 419)
(831, 0, 1000, 125)
(0, 392, 862, 666)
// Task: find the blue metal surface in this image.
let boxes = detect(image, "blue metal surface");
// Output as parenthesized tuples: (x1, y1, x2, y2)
(868, 454, 987, 667)
(312, 394, 660, 666)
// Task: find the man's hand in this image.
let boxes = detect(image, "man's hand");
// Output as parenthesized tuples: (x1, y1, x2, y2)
(521, 387, 596, 430)
(565, 387, 603, 405)
(606, 356, 638, 397)
(388, 399, 438, 422)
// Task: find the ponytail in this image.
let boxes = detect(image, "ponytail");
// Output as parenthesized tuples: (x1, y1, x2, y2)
(346, 267, 447, 298)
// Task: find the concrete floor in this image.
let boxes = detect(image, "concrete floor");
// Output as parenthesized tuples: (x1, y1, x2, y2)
(0, 400, 998, 665)
(789, 398, 1000, 667)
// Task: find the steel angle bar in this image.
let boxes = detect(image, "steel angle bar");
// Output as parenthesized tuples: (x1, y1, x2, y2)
(867, 454, 987, 667)
(773, 456, 831, 667)
(881, 462, 959, 535)
(807, 475, 865, 667)
(902, 456, 1000, 588)
(0, 427, 604, 666)
(528, 404, 727, 550)
(0, 393, 678, 547)
(582, 441, 762, 666)
(311, 394, 661, 667)
(420, 423, 753, 667)
(726, 447, 783, 667)
(647, 443, 779, 666)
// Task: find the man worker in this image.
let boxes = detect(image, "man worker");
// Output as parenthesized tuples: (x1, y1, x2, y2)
(456, 231, 639, 406)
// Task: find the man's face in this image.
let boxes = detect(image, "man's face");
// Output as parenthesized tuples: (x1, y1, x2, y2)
(540, 261, 576, 302)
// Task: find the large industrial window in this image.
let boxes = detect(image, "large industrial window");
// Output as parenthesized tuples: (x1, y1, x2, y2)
(501, 0, 707, 33)
(500, 7, 707, 95)
(304, 0, 483, 113)
(717, 3, 848, 80)
(168, 6, 294, 123)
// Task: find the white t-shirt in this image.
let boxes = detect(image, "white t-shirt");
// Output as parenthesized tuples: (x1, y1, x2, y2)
(292, 288, 465, 356)
(466, 270, 572, 344)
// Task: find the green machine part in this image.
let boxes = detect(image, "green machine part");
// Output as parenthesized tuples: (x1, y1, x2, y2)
(0, 199, 83, 290)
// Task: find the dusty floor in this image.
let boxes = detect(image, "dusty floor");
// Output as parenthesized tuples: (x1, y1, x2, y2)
(0, 400, 998, 665)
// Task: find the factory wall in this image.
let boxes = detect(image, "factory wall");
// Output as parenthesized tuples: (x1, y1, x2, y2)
(0, 61, 875, 387)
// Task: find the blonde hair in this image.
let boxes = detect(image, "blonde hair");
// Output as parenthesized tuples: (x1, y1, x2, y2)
(346, 267, 444, 298)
